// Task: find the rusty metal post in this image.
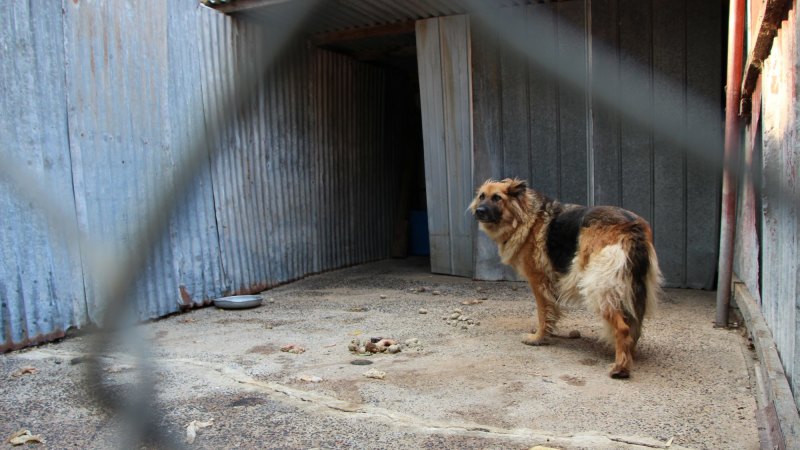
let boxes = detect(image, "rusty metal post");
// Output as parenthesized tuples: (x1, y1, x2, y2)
(715, 0, 747, 328)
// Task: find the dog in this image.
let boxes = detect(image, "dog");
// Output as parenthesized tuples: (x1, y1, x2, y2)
(470, 178, 662, 378)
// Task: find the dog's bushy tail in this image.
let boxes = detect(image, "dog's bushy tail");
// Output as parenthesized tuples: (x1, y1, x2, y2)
(625, 236, 662, 345)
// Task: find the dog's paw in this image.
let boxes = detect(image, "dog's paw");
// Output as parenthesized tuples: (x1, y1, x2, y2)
(522, 333, 548, 346)
(609, 366, 630, 379)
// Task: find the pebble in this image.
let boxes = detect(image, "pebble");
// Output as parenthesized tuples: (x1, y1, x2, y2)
(568, 330, 581, 339)
(452, 308, 462, 314)
(350, 359, 372, 366)
(461, 325, 469, 330)
(432, 290, 441, 296)
(363, 369, 386, 380)
(418, 287, 427, 293)
(404, 338, 419, 346)
(450, 313, 461, 320)
(387, 344, 401, 354)
(418, 308, 428, 314)
(379, 294, 387, 299)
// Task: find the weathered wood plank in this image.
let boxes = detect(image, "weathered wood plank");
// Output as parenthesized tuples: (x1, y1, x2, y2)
(416, 18, 452, 274)
(439, 15, 474, 277)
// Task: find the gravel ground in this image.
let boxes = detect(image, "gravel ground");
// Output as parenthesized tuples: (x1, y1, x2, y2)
(0, 257, 759, 449)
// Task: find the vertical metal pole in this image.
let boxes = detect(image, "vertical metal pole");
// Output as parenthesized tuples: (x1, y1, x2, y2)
(715, 0, 746, 327)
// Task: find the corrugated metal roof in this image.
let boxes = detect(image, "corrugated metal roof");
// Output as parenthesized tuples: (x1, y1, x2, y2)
(201, 0, 535, 34)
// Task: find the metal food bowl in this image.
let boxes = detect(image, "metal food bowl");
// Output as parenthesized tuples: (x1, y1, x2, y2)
(213, 295, 263, 310)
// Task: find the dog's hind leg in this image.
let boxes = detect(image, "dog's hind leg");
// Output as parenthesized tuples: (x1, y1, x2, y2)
(522, 281, 559, 346)
(603, 308, 635, 379)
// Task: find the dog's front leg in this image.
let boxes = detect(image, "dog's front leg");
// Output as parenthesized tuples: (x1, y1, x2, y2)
(522, 282, 556, 346)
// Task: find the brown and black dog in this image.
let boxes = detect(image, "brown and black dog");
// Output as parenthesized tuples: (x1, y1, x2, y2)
(470, 178, 662, 378)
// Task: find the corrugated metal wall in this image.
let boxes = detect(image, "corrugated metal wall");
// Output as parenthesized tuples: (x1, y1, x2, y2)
(416, 15, 474, 277)
(470, 0, 723, 288)
(756, 5, 799, 408)
(0, 0, 87, 349)
(1, 0, 399, 350)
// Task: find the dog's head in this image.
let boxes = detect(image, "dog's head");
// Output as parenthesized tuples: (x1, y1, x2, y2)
(469, 178, 529, 226)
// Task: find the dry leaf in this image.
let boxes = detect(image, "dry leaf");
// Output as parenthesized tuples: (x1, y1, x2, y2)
(363, 369, 386, 380)
(185, 419, 214, 444)
(7, 430, 45, 446)
(11, 367, 37, 377)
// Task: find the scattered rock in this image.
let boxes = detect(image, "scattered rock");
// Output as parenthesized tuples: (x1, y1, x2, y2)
(418, 308, 428, 314)
(476, 286, 483, 292)
(379, 294, 387, 299)
(418, 287, 427, 293)
(280, 344, 305, 354)
(452, 308, 463, 314)
(449, 313, 461, 320)
(350, 359, 372, 366)
(461, 299, 483, 305)
(387, 344, 401, 354)
(364, 342, 381, 353)
(568, 330, 581, 339)
(298, 374, 323, 383)
(404, 338, 419, 346)
(363, 369, 386, 380)
(461, 325, 469, 330)
(432, 290, 441, 296)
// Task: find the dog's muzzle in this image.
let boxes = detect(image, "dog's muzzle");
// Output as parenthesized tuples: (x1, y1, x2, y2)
(474, 205, 497, 223)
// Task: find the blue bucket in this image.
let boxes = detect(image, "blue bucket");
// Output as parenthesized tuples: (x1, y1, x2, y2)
(409, 210, 430, 256)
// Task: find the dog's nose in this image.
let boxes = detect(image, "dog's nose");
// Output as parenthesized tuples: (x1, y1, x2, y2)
(475, 206, 488, 218)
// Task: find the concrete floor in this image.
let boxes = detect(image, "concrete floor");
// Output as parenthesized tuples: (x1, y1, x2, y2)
(1, 258, 759, 449)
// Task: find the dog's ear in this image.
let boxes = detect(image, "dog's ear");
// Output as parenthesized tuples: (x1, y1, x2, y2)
(506, 178, 528, 197)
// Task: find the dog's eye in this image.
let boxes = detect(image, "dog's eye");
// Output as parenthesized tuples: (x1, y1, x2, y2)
(479, 193, 485, 200)
(492, 194, 501, 202)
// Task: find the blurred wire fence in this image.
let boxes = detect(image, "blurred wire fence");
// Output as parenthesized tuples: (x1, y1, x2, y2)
(1, 0, 797, 447)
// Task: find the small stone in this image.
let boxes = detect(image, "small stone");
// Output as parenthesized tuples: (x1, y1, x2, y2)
(450, 313, 461, 320)
(379, 294, 387, 299)
(348, 338, 361, 352)
(452, 308, 462, 314)
(350, 359, 372, 366)
(467, 319, 474, 325)
(404, 338, 419, 346)
(475, 321, 481, 326)
(441, 316, 448, 320)
(459, 316, 468, 322)
(418, 308, 428, 314)
(461, 325, 469, 330)
(387, 344, 401, 354)
(365, 342, 383, 353)
(363, 369, 386, 380)
(418, 287, 427, 293)
(432, 290, 441, 296)
(568, 330, 581, 339)
(476, 286, 483, 292)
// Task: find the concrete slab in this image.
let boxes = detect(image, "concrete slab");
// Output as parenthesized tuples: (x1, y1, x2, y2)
(1, 258, 759, 449)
